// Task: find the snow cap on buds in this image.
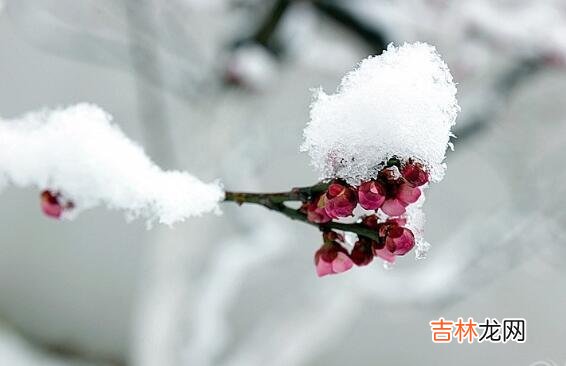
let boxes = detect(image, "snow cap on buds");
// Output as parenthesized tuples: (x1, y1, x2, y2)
(358, 180, 385, 210)
(314, 231, 354, 277)
(324, 182, 357, 219)
(301, 42, 459, 184)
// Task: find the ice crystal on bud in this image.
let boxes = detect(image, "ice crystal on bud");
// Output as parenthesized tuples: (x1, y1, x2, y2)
(301, 42, 459, 185)
(414, 239, 431, 260)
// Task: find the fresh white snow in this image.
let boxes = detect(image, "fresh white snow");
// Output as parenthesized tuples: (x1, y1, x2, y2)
(0, 104, 224, 225)
(301, 42, 459, 184)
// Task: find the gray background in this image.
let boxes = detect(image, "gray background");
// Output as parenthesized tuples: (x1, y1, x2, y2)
(0, 1, 565, 365)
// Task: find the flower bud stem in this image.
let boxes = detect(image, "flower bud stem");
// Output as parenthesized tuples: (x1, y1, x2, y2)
(224, 183, 379, 241)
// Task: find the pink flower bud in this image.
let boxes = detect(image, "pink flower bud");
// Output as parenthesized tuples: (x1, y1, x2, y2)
(375, 217, 407, 238)
(350, 238, 374, 266)
(373, 246, 396, 263)
(357, 180, 386, 210)
(314, 249, 353, 277)
(385, 226, 415, 256)
(380, 183, 421, 216)
(314, 233, 353, 277)
(371, 219, 415, 261)
(41, 191, 63, 218)
(40, 190, 73, 219)
(324, 182, 357, 219)
(381, 198, 407, 216)
(305, 195, 332, 223)
(397, 183, 421, 204)
(401, 162, 429, 187)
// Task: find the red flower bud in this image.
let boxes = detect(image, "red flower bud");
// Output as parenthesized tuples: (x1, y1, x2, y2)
(373, 246, 396, 263)
(324, 182, 357, 219)
(401, 162, 429, 187)
(372, 219, 415, 261)
(381, 183, 421, 216)
(381, 198, 406, 216)
(305, 194, 332, 223)
(358, 180, 386, 210)
(40, 190, 73, 219)
(350, 238, 374, 266)
(385, 226, 415, 256)
(314, 234, 353, 277)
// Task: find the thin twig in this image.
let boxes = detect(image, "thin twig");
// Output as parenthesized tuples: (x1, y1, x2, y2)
(224, 184, 380, 241)
(312, 0, 387, 53)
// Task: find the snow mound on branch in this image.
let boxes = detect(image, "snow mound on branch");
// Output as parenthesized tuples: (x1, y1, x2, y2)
(0, 104, 223, 225)
(301, 42, 459, 184)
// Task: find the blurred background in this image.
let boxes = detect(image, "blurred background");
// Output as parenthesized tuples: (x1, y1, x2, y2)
(0, 0, 566, 365)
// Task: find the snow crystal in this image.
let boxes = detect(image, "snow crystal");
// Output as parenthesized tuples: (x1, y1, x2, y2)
(414, 239, 431, 260)
(0, 104, 224, 225)
(405, 193, 426, 234)
(301, 42, 459, 184)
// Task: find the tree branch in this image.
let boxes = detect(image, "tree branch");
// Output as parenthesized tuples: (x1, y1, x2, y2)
(312, 0, 388, 53)
(224, 183, 380, 241)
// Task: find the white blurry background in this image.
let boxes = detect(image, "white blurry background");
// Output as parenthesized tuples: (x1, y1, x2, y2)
(0, 0, 566, 365)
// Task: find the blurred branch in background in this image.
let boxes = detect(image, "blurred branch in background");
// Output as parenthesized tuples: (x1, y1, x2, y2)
(454, 56, 545, 141)
(311, 0, 387, 53)
(2, 1, 566, 365)
(234, 0, 387, 56)
(0, 317, 125, 366)
(248, 0, 291, 54)
(5, 0, 554, 148)
(5, 0, 212, 101)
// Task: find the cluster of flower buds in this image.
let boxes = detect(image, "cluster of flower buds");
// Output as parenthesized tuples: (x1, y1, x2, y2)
(314, 217, 415, 277)
(307, 160, 429, 277)
(40, 190, 74, 219)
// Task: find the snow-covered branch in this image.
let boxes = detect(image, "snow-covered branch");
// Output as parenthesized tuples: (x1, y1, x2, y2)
(0, 104, 223, 225)
(0, 42, 458, 277)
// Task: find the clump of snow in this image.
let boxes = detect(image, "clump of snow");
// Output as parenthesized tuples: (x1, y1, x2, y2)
(301, 42, 459, 184)
(0, 104, 224, 225)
